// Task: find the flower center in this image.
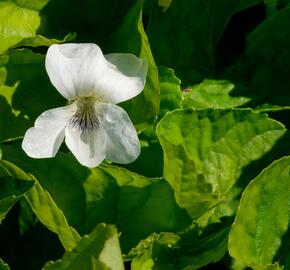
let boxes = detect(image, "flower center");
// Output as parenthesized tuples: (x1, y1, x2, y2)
(70, 97, 99, 131)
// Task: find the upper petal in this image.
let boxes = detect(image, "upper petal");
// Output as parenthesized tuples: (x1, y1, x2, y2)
(45, 43, 148, 103)
(65, 123, 107, 168)
(97, 103, 140, 164)
(45, 43, 107, 100)
(103, 53, 148, 104)
(22, 104, 76, 158)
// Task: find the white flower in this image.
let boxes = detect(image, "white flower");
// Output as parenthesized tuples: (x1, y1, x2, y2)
(22, 43, 148, 168)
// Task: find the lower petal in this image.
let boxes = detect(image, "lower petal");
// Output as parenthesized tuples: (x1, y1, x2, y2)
(22, 104, 76, 158)
(97, 103, 140, 164)
(65, 124, 106, 168)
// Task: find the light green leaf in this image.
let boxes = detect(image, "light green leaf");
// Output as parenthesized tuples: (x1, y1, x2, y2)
(0, 259, 10, 270)
(105, 1, 160, 129)
(43, 224, 124, 270)
(0, 0, 71, 54)
(14, 32, 76, 49)
(158, 0, 172, 11)
(229, 156, 290, 269)
(0, 0, 42, 54)
(0, 159, 80, 250)
(156, 109, 287, 219)
(0, 160, 34, 223)
(158, 66, 182, 118)
(182, 79, 250, 109)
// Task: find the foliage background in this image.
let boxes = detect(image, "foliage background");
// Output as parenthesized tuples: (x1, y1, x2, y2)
(0, 0, 290, 269)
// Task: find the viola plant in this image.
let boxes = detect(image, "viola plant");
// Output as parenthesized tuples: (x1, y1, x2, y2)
(22, 43, 148, 167)
(0, 1, 290, 270)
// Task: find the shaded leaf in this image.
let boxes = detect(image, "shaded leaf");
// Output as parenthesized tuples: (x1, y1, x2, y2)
(147, 0, 263, 83)
(128, 221, 230, 270)
(1, 144, 191, 252)
(0, 160, 34, 223)
(105, 1, 160, 129)
(0, 49, 65, 141)
(226, 7, 290, 108)
(0, 159, 80, 250)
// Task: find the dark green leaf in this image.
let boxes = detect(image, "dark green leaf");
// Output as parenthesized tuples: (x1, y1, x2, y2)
(128, 221, 230, 270)
(147, 0, 263, 83)
(0, 158, 80, 250)
(2, 144, 191, 252)
(0, 49, 65, 141)
(0, 160, 34, 223)
(105, 1, 160, 129)
(226, 8, 290, 108)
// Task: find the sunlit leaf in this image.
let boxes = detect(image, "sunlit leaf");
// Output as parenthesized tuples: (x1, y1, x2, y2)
(229, 156, 290, 269)
(0, 258, 10, 270)
(157, 109, 288, 219)
(182, 79, 250, 109)
(43, 224, 124, 270)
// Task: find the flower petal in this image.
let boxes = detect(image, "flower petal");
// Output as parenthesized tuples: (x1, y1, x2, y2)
(45, 43, 148, 103)
(22, 105, 76, 158)
(65, 124, 107, 168)
(97, 103, 140, 164)
(45, 43, 107, 100)
(103, 53, 148, 103)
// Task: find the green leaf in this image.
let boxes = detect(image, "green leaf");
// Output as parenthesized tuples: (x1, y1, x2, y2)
(265, 0, 290, 16)
(182, 79, 250, 109)
(147, 0, 263, 83)
(0, 0, 72, 54)
(226, 7, 290, 108)
(130, 232, 180, 270)
(43, 224, 124, 270)
(128, 222, 230, 270)
(0, 49, 65, 141)
(228, 156, 290, 269)
(0, 160, 34, 223)
(14, 33, 76, 49)
(0, 158, 80, 250)
(158, 66, 182, 119)
(2, 144, 191, 252)
(0, 0, 42, 54)
(105, 1, 160, 129)
(156, 109, 287, 219)
(177, 224, 230, 270)
(0, 259, 10, 270)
